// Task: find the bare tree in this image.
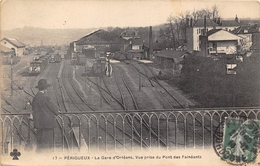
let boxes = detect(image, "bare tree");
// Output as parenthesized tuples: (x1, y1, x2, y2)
(158, 5, 220, 49)
(166, 15, 177, 48)
(212, 5, 219, 19)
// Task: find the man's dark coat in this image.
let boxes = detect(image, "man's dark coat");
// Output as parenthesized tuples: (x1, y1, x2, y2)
(32, 92, 59, 129)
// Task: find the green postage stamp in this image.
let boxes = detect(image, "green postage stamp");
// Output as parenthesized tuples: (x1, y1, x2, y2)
(222, 118, 259, 164)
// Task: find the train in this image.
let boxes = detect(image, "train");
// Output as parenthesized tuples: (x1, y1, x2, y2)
(29, 55, 50, 75)
(49, 54, 62, 63)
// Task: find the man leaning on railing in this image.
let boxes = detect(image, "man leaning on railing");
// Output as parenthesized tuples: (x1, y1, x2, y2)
(32, 79, 60, 153)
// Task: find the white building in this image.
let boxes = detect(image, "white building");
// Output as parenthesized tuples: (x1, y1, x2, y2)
(186, 19, 221, 52)
(186, 16, 241, 53)
(0, 38, 26, 56)
(207, 29, 242, 55)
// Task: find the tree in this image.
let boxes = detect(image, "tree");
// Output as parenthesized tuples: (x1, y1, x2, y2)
(157, 5, 220, 49)
(212, 5, 219, 19)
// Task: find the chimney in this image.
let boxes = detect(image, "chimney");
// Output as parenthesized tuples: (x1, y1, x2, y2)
(186, 18, 190, 27)
(235, 15, 239, 23)
(204, 15, 206, 36)
(200, 15, 208, 57)
(213, 17, 216, 23)
(148, 26, 153, 60)
(190, 18, 193, 27)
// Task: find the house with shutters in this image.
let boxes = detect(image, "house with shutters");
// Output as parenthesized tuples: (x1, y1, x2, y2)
(186, 16, 241, 53)
(125, 38, 149, 59)
(0, 38, 26, 56)
(186, 18, 221, 52)
(206, 29, 242, 56)
(232, 23, 259, 51)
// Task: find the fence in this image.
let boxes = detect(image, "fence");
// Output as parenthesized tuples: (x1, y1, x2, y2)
(1, 108, 259, 154)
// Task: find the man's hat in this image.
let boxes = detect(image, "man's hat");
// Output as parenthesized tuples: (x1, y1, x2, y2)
(35, 79, 51, 90)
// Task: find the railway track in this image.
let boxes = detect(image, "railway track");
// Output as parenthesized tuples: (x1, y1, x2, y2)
(86, 64, 168, 148)
(131, 62, 222, 148)
(131, 63, 186, 108)
(60, 61, 144, 151)
(74, 63, 162, 149)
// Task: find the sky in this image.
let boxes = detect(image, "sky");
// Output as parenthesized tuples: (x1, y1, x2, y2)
(1, 0, 260, 30)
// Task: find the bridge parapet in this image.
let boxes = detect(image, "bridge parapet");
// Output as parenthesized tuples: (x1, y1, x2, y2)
(1, 108, 259, 154)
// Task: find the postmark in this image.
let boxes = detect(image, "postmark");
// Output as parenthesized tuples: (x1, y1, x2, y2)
(213, 117, 260, 165)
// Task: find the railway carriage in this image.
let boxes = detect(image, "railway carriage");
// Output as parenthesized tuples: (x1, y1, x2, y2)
(49, 54, 56, 63)
(54, 54, 61, 62)
(29, 61, 43, 74)
(28, 54, 50, 74)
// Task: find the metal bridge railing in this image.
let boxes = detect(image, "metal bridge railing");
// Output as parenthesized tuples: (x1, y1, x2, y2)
(1, 108, 259, 154)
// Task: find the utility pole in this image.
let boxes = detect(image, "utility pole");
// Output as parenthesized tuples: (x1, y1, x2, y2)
(139, 71, 141, 91)
(10, 55, 13, 96)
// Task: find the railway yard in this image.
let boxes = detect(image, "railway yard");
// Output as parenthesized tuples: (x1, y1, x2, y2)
(2, 49, 257, 155)
(1, 50, 201, 152)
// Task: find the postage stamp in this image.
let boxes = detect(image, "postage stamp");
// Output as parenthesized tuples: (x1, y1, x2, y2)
(214, 117, 260, 165)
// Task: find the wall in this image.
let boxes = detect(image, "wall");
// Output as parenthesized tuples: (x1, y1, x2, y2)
(185, 27, 193, 53)
(238, 34, 252, 51)
(192, 27, 215, 52)
(16, 48, 25, 56)
(209, 40, 237, 54)
(222, 26, 239, 32)
(0, 39, 25, 56)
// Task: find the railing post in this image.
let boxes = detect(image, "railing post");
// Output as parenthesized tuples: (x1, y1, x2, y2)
(149, 117, 152, 151)
(166, 116, 169, 151)
(25, 116, 33, 151)
(114, 119, 116, 152)
(105, 119, 107, 152)
(79, 121, 82, 152)
(1, 120, 4, 154)
(184, 118, 187, 149)
(122, 115, 125, 152)
(10, 120, 13, 152)
(193, 116, 196, 149)
(202, 116, 205, 149)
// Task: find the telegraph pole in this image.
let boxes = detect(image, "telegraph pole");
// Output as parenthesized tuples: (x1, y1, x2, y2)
(10, 55, 13, 96)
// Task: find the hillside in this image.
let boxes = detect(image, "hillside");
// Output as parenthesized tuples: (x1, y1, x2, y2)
(1, 25, 164, 46)
(1, 27, 97, 46)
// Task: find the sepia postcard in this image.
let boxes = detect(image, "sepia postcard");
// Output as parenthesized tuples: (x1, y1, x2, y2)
(0, 0, 259, 165)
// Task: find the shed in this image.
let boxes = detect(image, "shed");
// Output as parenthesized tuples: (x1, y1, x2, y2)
(0, 38, 26, 56)
(155, 50, 187, 71)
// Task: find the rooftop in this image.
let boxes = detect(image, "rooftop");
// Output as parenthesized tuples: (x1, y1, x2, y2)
(193, 19, 219, 27)
(232, 24, 259, 34)
(75, 29, 127, 45)
(1, 38, 26, 48)
(155, 50, 187, 59)
(221, 20, 240, 27)
(0, 45, 14, 53)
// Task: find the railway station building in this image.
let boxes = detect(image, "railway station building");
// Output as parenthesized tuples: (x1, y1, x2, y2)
(0, 38, 26, 57)
(68, 29, 127, 59)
